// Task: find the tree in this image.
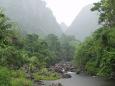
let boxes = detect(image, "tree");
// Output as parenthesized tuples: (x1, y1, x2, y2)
(91, 0, 115, 27)
(60, 34, 77, 61)
(45, 34, 61, 62)
(0, 9, 12, 46)
(74, 27, 115, 78)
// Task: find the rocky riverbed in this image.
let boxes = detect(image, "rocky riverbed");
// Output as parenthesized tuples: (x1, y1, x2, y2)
(21, 62, 74, 86)
(50, 62, 76, 78)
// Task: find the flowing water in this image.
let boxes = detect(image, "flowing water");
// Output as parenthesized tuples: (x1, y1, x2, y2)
(44, 72, 115, 86)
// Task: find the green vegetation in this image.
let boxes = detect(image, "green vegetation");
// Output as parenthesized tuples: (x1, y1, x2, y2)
(91, 0, 115, 27)
(74, 0, 115, 79)
(0, 0, 115, 85)
(75, 27, 115, 78)
(0, 66, 11, 86)
(11, 78, 32, 86)
(0, 8, 77, 85)
(34, 68, 60, 80)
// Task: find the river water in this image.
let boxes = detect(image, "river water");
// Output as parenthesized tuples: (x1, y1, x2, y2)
(44, 72, 115, 86)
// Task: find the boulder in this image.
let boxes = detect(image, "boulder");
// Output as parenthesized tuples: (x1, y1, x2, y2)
(62, 73, 72, 78)
(76, 71, 80, 74)
(50, 83, 63, 86)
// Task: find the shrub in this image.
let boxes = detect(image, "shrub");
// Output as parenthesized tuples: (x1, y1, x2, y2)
(11, 69, 26, 78)
(34, 68, 60, 80)
(11, 78, 33, 86)
(85, 61, 99, 75)
(0, 66, 11, 86)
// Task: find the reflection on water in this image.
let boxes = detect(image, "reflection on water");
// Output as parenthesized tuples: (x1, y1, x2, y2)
(44, 72, 115, 86)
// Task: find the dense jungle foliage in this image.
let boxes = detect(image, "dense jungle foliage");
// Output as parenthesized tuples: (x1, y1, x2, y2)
(0, 9, 76, 85)
(0, 0, 115, 85)
(74, 0, 115, 79)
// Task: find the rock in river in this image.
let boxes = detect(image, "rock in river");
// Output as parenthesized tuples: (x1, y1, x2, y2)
(62, 73, 72, 78)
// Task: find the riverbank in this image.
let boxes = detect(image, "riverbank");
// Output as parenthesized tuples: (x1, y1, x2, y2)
(43, 72, 115, 86)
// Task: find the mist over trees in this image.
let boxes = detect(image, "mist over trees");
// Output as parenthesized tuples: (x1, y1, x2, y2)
(0, 6, 77, 85)
(0, 0, 62, 36)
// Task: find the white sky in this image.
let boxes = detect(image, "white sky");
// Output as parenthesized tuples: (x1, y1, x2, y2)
(44, 0, 100, 26)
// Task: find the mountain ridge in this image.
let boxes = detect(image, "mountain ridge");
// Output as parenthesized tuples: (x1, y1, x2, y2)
(65, 4, 101, 40)
(0, 0, 62, 36)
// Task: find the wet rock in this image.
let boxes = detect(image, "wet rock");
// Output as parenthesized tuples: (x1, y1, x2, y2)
(76, 71, 80, 74)
(50, 83, 63, 86)
(51, 62, 76, 74)
(33, 80, 44, 86)
(110, 72, 115, 80)
(62, 73, 72, 78)
(70, 67, 76, 72)
(76, 69, 81, 74)
(26, 73, 34, 80)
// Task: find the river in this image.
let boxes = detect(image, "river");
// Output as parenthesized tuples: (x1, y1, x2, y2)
(44, 72, 115, 86)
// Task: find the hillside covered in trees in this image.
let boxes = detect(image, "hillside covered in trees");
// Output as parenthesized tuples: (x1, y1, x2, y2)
(74, 0, 115, 79)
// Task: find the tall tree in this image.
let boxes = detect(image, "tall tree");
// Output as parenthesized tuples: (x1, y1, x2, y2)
(91, 0, 115, 27)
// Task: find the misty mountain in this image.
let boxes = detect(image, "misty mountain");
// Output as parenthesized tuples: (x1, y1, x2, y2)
(0, 0, 62, 36)
(60, 23, 67, 32)
(66, 5, 101, 40)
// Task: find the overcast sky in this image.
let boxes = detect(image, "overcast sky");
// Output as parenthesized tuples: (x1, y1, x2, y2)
(44, 0, 100, 26)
